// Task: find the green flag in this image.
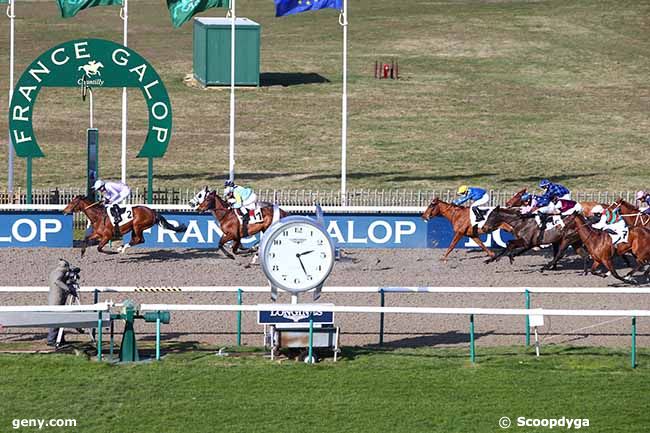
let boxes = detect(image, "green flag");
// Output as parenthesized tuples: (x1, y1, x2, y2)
(56, 0, 123, 18)
(167, 0, 230, 28)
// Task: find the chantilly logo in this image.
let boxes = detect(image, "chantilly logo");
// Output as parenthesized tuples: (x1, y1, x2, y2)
(270, 310, 324, 322)
(77, 60, 105, 86)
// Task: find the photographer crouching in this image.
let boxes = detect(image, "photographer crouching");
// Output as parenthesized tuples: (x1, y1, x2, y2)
(47, 259, 81, 347)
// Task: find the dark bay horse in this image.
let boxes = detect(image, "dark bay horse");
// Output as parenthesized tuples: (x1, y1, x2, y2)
(562, 213, 630, 283)
(421, 198, 511, 261)
(63, 195, 187, 257)
(481, 207, 588, 271)
(196, 190, 288, 259)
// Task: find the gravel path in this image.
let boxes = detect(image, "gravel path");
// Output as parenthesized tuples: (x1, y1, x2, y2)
(1, 247, 649, 350)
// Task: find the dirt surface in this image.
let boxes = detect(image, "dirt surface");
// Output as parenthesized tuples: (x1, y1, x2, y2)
(1, 247, 649, 351)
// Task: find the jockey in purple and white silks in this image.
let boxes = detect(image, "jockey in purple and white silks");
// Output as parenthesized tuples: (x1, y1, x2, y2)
(635, 190, 650, 215)
(93, 179, 131, 237)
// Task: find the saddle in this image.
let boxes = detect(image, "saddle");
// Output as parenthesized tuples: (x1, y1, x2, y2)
(469, 207, 493, 229)
(235, 204, 264, 225)
(107, 204, 134, 227)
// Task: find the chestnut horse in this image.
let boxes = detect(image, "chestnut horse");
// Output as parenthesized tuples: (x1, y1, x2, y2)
(505, 189, 528, 207)
(421, 198, 510, 261)
(562, 213, 630, 282)
(614, 199, 650, 228)
(63, 195, 187, 257)
(196, 189, 288, 259)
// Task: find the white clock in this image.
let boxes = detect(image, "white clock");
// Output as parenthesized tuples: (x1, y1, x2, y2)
(260, 215, 335, 299)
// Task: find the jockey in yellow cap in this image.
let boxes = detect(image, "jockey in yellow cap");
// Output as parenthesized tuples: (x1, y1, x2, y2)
(453, 185, 489, 222)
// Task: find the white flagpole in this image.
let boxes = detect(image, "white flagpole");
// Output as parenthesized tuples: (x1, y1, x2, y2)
(229, 0, 236, 182)
(120, 0, 128, 184)
(340, 0, 348, 206)
(7, 0, 15, 194)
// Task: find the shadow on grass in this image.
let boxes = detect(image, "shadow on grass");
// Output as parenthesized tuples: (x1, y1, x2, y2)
(499, 172, 603, 184)
(260, 72, 330, 87)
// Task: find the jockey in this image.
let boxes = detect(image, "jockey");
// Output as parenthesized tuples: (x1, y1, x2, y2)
(539, 179, 571, 202)
(224, 179, 257, 237)
(93, 179, 131, 238)
(635, 190, 650, 214)
(452, 185, 489, 223)
(590, 204, 628, 245)
(530, 196, 580, 244)
(519, 192, 537, 214)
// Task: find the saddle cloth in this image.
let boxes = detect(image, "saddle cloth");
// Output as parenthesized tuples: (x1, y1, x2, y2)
(107, 205, 135, 227)
(236, 204, 264, 225)
(469, 207, 494, 230)
(609, 229, 629, 246)
(535, 215, 564, 230)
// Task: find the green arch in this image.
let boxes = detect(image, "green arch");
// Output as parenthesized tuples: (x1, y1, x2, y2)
(8, 38, 172, 158)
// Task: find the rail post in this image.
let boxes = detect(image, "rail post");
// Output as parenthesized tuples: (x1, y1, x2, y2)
(631, 317, 637, 369)
(379, 288, 385, 346)
(96, 310, 103, 361)
(236, 288, 243, 346)
(469, 314, 475, 363)
(525, 289, 531, 346)
(308, 313, 314, 364)
(156, 314, 161, 361)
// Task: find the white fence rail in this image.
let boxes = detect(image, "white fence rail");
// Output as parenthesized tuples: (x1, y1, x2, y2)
(3, 286, 650, 294)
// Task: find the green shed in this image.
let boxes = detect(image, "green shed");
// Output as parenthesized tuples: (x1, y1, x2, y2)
(193, 17, 260, 86)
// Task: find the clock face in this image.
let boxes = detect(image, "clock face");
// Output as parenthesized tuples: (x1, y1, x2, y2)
(261, 219, 335, 293)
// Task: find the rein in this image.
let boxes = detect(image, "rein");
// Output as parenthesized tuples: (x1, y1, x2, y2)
(83, 201, 102, 211)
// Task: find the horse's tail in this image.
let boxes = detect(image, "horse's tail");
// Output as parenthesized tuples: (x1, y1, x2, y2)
(156, 213, 187, 232)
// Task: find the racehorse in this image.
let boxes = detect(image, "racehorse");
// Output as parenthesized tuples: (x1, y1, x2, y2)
(505, 189, 528, 207)
(614, 199, 650, 228)
(506, 188, 604, 216)
(481, 207, 588, 271)
(562, 213, 630, 282)
(62, 195, 187, 257)
(194, 188, 288, 259)
(421, 198, 511, 261)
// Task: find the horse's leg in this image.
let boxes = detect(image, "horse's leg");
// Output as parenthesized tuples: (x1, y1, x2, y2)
(440, 232, 464, 262)
(469, 236, 494, 259)
(603, 256, 632, 283)
(81, 231, 100, 258)
(217, 235, 236, 260)
(97, 237, 116, 255)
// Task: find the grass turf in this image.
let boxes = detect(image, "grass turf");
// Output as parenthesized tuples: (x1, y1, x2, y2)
(0, 0, 649, 193)
(0, 345, 647, 432)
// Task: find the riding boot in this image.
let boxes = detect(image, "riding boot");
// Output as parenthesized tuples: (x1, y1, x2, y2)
(111, 205, 122, 239)
(242, 213, 250, 238)
(537, 214, 547, 245)
(472, 207, 483, 222)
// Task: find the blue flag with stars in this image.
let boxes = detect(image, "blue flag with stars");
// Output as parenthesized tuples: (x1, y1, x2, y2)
(275, 0, 342, 17)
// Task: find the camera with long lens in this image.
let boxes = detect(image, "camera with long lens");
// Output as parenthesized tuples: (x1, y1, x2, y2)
(65, 266, 81, 297)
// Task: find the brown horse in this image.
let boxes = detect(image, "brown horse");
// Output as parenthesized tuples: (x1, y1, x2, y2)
(421, 197, 510, 261)
(62, 195, 187, 257)
(196, 189, 288, 259)
(562, 213, 630, 283)
(614, 199, 650, 228)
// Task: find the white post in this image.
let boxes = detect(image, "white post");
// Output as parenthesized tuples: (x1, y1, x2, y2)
(7, 0, 15, 194)
(120, 0, 128, 184)
(229, 0, 236, 182)
(340, 1, 348, 206)
(89, 88, 94, 129)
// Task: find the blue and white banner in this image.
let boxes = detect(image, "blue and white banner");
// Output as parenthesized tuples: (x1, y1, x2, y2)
(0, 211, 511, 249)
(258, 304, 335, 324)
(0, 213, 72, 248)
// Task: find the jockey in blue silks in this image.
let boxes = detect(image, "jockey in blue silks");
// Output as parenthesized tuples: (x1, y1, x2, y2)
(453, 185, 489, 223)
(538, 179, 571, 202)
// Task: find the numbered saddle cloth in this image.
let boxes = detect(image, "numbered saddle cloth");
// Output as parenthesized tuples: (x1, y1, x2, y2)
(107, 205, 135, 227)
(236, 204, 265, 225)
(606, 222, 629, 245)
(469, 207, 494, 230)
(535, 215, 564, 230)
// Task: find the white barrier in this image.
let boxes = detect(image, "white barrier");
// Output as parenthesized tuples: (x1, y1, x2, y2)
(3, 286, 650, 294)
(0, 204, 425, 214)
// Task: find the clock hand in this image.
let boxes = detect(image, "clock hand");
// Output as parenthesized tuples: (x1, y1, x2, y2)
(296, 253, 308, 275)
(297, 250, 315, 257)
